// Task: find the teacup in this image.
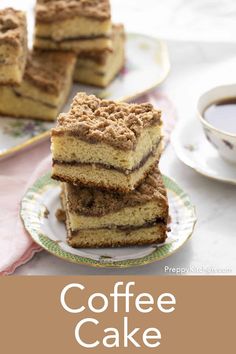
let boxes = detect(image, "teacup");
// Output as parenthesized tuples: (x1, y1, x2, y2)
(197, 84, 236, 164)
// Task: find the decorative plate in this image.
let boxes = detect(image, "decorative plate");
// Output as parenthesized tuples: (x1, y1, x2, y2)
(0, 33, 170, 160)
(20, 173, 196, 268)
(171, 119, 236, 185)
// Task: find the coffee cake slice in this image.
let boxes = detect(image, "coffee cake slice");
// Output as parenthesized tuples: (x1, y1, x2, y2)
(34, 0, 112, 53)
(60, 167, 168, 248)
(0, 50, 76, 121)
(0, 8, 27, 85)
(51, 93, 163, 192)
(74, 24, 125, 87)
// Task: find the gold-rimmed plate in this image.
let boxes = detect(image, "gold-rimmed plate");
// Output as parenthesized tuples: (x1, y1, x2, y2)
(0, 33, 170, 160)
(20, 173, 196, 269)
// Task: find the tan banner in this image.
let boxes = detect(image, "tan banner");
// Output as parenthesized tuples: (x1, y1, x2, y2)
(0, 276, 234, 353)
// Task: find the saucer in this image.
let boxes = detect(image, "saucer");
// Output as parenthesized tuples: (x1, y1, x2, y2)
(171, 118, 236, 185)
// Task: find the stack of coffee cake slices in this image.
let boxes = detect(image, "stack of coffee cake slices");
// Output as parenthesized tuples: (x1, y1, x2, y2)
(51, 92, 169, 248)
(34, 0, 125, 88)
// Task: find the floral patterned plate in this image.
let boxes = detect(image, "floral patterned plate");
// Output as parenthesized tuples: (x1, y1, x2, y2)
(172, 118, 236, 185)
(20, 173, 196, 268)
(0, 33, 170, 160)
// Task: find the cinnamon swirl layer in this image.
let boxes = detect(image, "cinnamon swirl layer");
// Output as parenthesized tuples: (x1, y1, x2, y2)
(73, 24, 125, 87)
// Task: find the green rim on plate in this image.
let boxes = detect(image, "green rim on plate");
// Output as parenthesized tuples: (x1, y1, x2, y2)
(20, 172, 197, 268)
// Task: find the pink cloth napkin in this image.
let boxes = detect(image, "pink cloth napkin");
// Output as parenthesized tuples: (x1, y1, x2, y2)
(0, 90, 176, 275)
(0, 142, 51, 275)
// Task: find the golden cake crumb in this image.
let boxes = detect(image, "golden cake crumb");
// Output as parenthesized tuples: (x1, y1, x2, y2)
(77, 24, 125, 65)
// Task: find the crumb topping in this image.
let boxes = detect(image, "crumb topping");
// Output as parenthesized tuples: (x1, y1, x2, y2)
(53, 93, 162, 150)
(24, 50, 76, 94)
(0, 8, 27, 47)
(55, 208, 66, 222)
(64, 166, 168, 217)
(36, 0, 111, 23)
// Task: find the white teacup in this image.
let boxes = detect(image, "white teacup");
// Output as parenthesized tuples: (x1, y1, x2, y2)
(197, 84, 236, 164)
